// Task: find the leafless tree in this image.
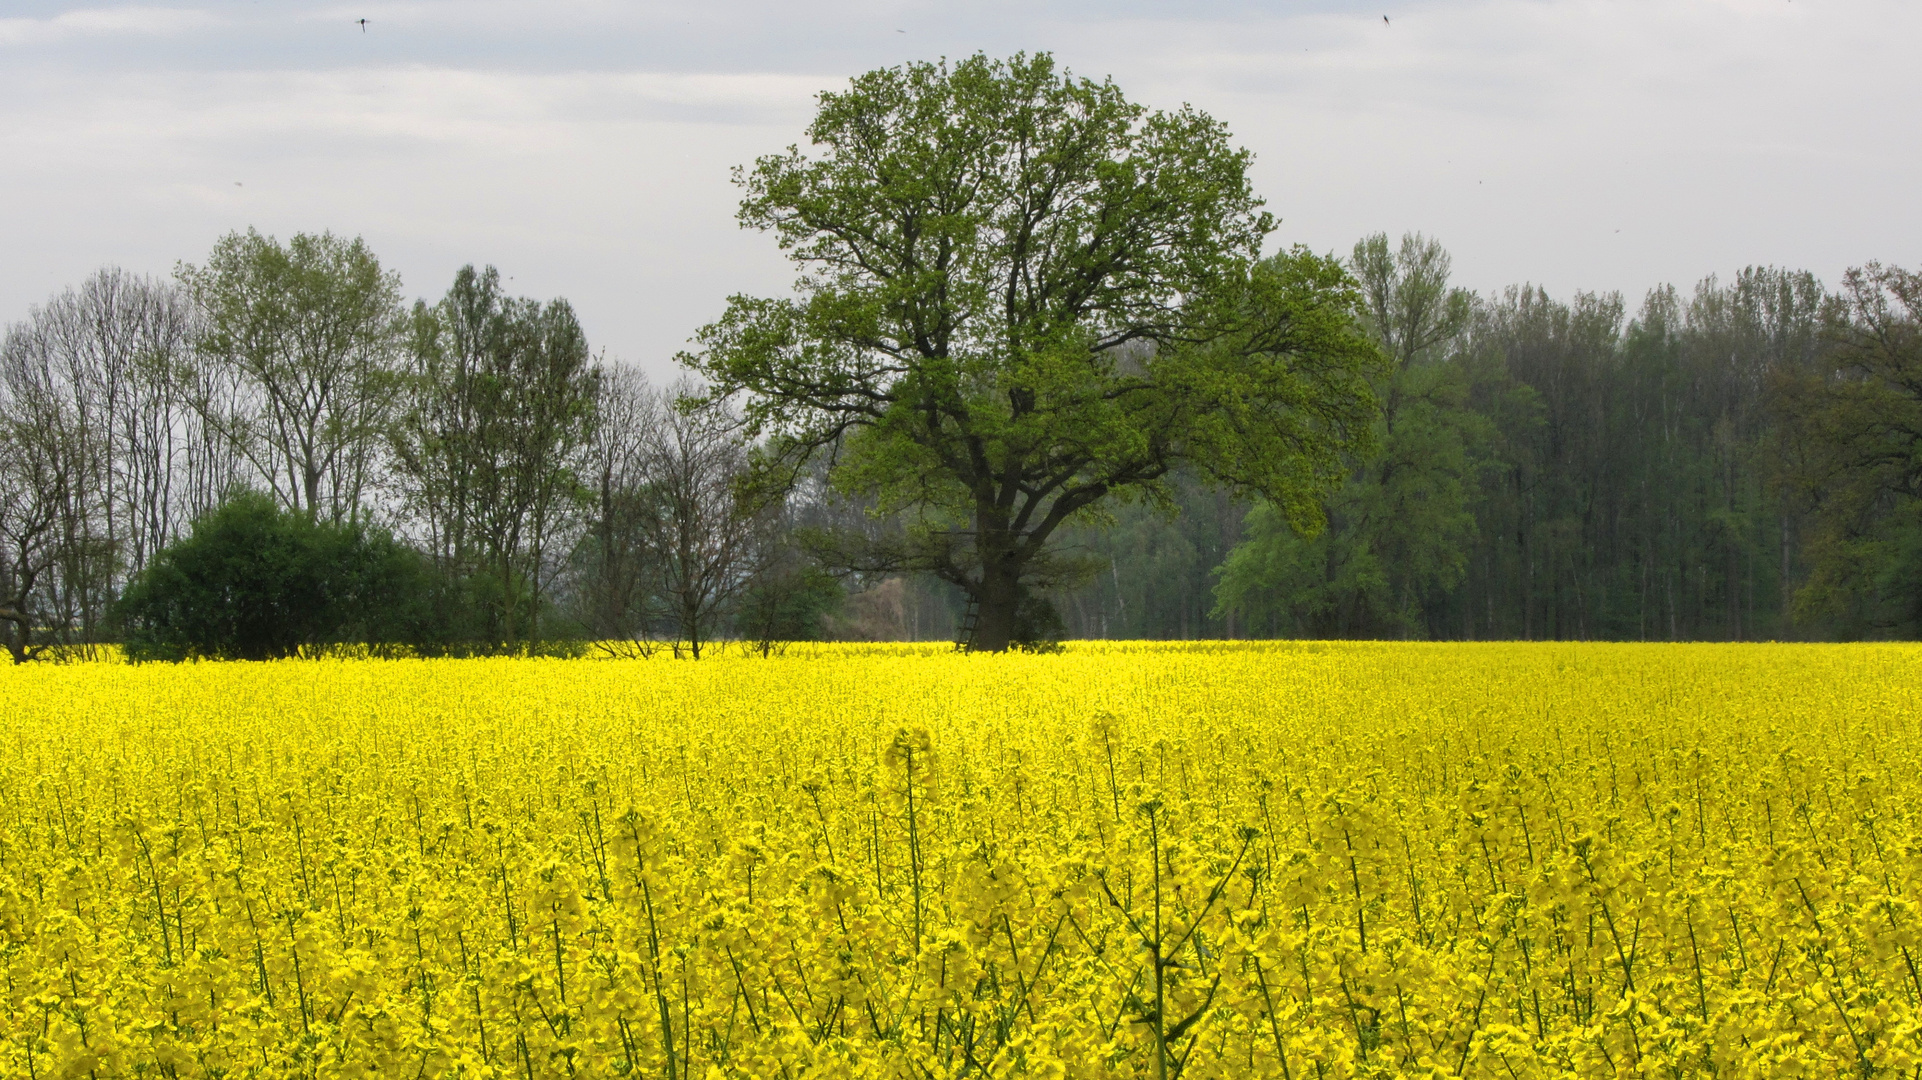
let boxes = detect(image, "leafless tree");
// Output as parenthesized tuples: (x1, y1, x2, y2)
(0, 333, 103, 660)
(19, 270, 213, 573)
(580, 377, 768, 657)
(0, 428, 64, 662)
(0, 268, 244, 659)
(570, 365, 657, 646)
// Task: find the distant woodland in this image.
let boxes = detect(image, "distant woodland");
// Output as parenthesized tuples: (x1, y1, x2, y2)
(4, 225, 1919, 656)
(1060, 238, 1918, 645)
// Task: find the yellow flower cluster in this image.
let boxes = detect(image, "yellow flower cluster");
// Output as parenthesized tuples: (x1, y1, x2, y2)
(3, 641, 1921, 1078)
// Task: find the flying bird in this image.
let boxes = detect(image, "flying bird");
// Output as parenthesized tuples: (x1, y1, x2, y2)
(1383, 15, 1390, 25)
(357, 18, 368, 31)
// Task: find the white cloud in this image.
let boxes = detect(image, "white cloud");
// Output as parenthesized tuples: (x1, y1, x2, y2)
(7, 68, 832, 154)
(0, 6, 217, 45)
(0, 66, 828, 374)
(1038, 0, 1920, 302)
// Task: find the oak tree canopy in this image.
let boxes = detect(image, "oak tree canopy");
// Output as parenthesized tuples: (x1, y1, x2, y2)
(684, 53, 1383, 650)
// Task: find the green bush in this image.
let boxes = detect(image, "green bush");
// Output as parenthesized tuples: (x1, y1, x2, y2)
(116, 493, 436, 661)
(737, 561, 845, 652)
(1010, 587, 1067, 652)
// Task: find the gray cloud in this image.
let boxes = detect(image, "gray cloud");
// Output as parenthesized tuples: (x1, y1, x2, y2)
(3, 0, 1917, 376)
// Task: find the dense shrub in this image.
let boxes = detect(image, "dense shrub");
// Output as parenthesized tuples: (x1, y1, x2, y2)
(115, 493, 436, 661)
(736, 561, 844, 652)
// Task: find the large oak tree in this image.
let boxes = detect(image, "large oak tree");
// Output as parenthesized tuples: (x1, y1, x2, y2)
(684, 53, 1382, 650)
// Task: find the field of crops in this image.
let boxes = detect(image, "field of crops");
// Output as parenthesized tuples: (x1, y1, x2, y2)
(4, 642, 1921, 1078)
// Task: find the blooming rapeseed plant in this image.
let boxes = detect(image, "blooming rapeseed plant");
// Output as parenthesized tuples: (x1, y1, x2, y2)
(2, 641, 1919, 1077)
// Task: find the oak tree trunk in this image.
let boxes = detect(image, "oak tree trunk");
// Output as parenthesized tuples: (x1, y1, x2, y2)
(970, 560, 1023, 653)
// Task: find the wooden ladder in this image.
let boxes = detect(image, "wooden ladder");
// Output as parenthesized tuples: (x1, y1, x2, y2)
(956, 595, 980, 651)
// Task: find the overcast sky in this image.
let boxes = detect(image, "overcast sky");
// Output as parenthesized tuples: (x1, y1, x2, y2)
(3, 0, 1916, 375)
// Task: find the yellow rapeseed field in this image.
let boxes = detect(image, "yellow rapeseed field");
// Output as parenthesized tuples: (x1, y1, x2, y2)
(4, 642, 1921, 1078)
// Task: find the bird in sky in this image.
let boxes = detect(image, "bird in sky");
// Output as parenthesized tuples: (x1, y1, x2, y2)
(356, 18, 368, 32)
(1383, 15, 1390, 25)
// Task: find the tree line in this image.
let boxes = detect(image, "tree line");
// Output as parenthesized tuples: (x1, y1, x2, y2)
(5, 53, 1921, 657)
(1045, 239, 1922, 643)
(0, 233, 838, 661)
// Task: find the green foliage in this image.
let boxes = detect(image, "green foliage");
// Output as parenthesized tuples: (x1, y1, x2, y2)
(1007, 587, 1068, 652)
(684, 52, 1381, 649)
(1449, 268, 1822, 641)
(1214, 233, 1488, 637)
(735, 558, 845, 652)
(1204, 240, 1849, 642)
(1789, 503, 1922, 636)
(1045, 474, 1243, 639)
(115, 493, 435, 661)
(394, 265, 599, 644)
(177, 229, 405, 524)
(1215, 358, 1493, 637)
(1775, 264, 1922, 636)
